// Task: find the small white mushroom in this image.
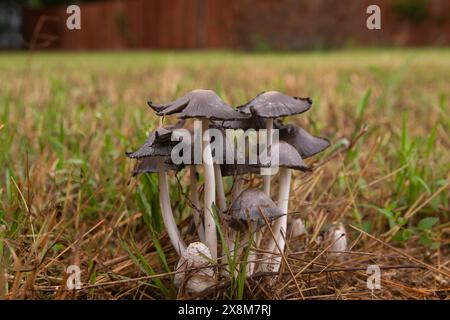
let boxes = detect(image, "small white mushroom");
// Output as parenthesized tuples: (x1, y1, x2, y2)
(326, 223, 348, 261)
(174, 242, 215, 294)
(189, 165, 205, 242)
(291, 218, 305, 237)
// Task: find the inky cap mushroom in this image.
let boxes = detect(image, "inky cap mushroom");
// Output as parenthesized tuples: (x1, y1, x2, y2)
(237, 91, 312, 118)
(228, 188, 284, 231)
(126, 143, 172, 159)
(236, 91, 311, 197)
(125, 126, 179, 159)
(250, 140, 310, 172)
(280, 123, 330, 159)
(126, 123, 187, 256)
(150, 89, 249, 121)
(150, 90, 247, 260)
(273, 140, 310, 171)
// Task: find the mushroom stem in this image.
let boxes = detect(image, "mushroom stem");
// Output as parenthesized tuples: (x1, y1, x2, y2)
(157, 157, 186, 256)
(214, 164, 227, 213)
(228, 177, 244, 256)
(255, 119, 274, 269)
(202, 119, 217, 260)
(262, 118, 273, 196)
(266, 167, 291, 271)
(214, 164, 231, 267)
(231, 177, 244, 202)
(246, 222, 258, 275)
(190, 165, 205, 242)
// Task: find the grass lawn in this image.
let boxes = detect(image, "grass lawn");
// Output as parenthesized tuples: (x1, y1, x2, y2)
(0, 49, 449, 299)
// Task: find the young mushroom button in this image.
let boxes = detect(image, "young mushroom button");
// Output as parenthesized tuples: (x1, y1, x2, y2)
(174, 242, 215, 295)
(324, 223, 348, 262)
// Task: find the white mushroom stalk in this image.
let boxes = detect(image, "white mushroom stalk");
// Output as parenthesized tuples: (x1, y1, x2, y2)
(260, 140, 309, 272)
(246, 222, 259, 275)
(228, 176, 244, 255)
(255, 118, 274, 262)
(126, 125, 188, 257)
(190, 165, 205, 242)
(214, 164, 227, 214)
(214, 164, 233, 271)
(157, 157, 186, 256)
(231, 177, 244, 201)
(202, 119, 217, 260)
(262, 118, 273, 196)
(267, 167, 292, 271)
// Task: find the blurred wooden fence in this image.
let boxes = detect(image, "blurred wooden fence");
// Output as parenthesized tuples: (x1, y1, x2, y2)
(21, 0, 450, 50)
(23, 0, 234, 49)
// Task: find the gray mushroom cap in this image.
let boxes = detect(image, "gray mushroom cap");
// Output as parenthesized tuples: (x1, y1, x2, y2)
(125, 140, 172, 159)
(229, 188, 284, 230)
(149, 89, 249, 121)
(125, 122, 185, 159)
(237, 91, 312, 118)
(250, 141, 310, 171)
(280, 123, 330, 159)
(132, 157, 183, 176)
(249, 140, 311, 171)
(133, 157, 159, 174)
(275, 140, 310, 171)
(141, 127, 172, 146)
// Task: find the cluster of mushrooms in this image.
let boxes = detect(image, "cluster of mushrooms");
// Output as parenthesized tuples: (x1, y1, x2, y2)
(126, 90, 333, 295)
